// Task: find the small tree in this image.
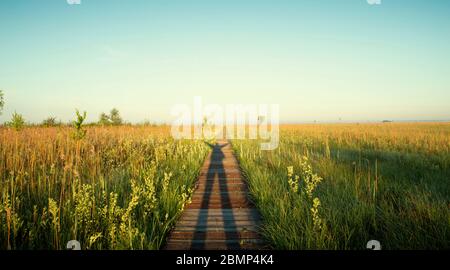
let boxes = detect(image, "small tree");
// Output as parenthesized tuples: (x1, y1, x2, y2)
(42, 117, 60, 127)
(98, 112, 111, 125)
(72, 109, 87, 139)
(0, 90, 4, 115)
(109, 108, 123, 125)
(8, 112, 25, 131)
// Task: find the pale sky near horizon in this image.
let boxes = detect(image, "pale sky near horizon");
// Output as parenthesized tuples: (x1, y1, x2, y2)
(0, 0, 449, 124)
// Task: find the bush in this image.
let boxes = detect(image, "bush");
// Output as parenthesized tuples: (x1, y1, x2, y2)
(0, 90, 4, 115)
(110, 108, 123, 125)
(98, 113, 111, 125)
(72, 110, 87, 139)
(98, 108, 123, 126)
(7, 112, 25, 130)
(42, 117, 61, 127)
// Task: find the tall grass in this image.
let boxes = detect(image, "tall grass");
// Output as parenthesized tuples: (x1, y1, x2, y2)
(233, 122, 450, 249)
(0, 126, 209, 250)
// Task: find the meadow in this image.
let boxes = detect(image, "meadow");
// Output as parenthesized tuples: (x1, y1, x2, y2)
(0, 122, 449, 250)
(233, 122, 450, 249)
(0, 126, 209, 250)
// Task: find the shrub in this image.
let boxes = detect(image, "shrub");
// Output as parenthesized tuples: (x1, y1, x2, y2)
(110, 108, 123, 125)
(42, 117, 60, 127)
(98, 109, 123, 126)
(0, 90, 4, 115)
(72, 110, 87, 139)
(7, 112, 25, 130)
(99, 113, 111, 125)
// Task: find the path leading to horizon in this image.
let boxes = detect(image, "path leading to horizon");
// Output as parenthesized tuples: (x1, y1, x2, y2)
(165, 140, 265, 250)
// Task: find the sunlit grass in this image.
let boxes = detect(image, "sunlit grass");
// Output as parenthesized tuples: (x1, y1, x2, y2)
(1, 122, 449, 250)
(233, 122, 450, 249)
(0, 126, 209, 250)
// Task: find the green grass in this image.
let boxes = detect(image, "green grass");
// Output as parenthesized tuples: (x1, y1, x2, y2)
(233, 124, 450, 250)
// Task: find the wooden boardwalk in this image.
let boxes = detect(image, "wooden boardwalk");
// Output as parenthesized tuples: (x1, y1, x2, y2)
(165, 140, 265, 250)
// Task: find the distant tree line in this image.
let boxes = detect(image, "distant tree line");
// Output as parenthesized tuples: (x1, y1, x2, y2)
(98, 108, 123, 126)
(0, 90, 166, 131)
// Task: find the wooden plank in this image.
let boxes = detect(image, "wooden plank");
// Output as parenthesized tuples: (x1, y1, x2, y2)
(197, 176, 243, 181)
(168, 231, 261, 240)
(195, 182, 247, 187)
(180, 212, 261, 220)
(194, 186, 248, 192)
(190, 196, 250, 201)
(186, 203, 253, 209)
(199, 171, 242, 177)
(195, 181, 245, 185)
(202, 161, 239, 166)
(173, 225, 261, 232)
(181, 209, 261, 215)
(176, 219, 259, 227)
(165, 241, 263, 250)
(200, 168, 241, 173)
(190, 191, 248, 195)
(167, 239, 265, 245)
(190, 195, 250, 200)
(178, 216, 261, 223)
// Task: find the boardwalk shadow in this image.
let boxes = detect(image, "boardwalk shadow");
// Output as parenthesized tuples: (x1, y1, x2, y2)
(191, 141, 240, 249)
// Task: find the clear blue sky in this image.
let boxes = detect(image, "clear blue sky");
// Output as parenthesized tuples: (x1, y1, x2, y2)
(1, 0, 449, 123)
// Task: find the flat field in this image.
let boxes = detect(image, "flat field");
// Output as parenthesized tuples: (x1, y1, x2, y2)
(0, 126, 209, 250)
(234, 123, 450, 249)
(1, 123, 449, 249)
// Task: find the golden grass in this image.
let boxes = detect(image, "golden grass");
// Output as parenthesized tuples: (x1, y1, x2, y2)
(0, 125, 208, 250)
